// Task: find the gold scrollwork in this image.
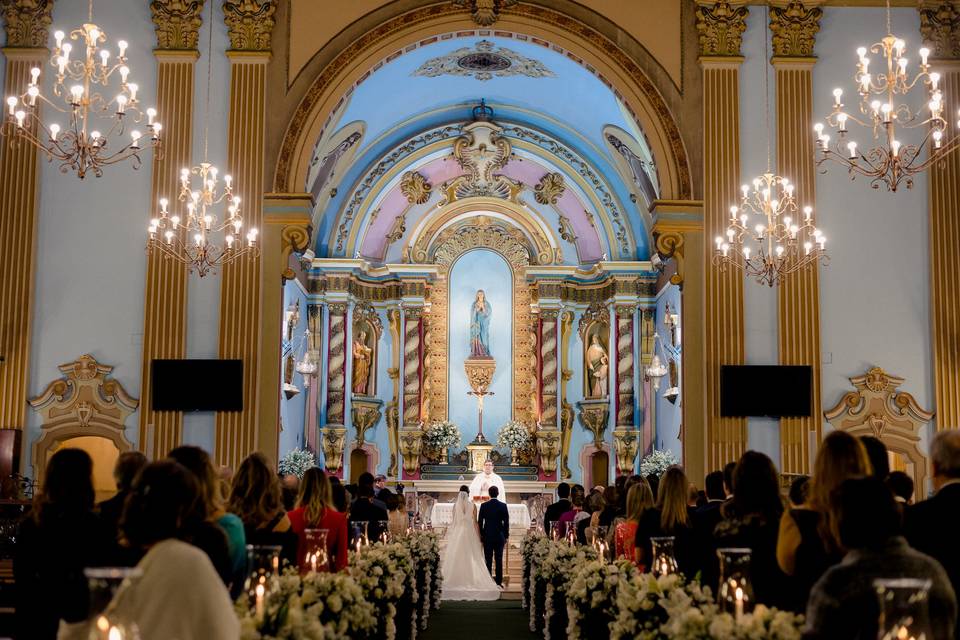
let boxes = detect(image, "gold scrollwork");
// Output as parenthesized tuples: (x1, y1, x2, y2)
(150, 0, 204, 50)
(696, 1, 749, 58)
(769, 1, 822, 59)
(222, 0, 276, 52)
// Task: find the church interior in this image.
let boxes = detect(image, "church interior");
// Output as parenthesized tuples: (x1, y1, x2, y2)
(2, 0, 960, 638)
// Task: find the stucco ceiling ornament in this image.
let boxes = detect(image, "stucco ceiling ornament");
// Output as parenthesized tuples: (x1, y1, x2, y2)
(534, 172, 565, 205)
(769, 1, 822, 58)
(428, 217, 532, 267)
(150, 0, 204, 50)
(451, 0, 517, 27)
(400, 171, 432, 205)
(414, 40, 554, 82)
(919, 1, 960, 60)
(0, 0, 52, 48)
(222, 0, 275, 51)
(442, 102, 523, 201)
(695, 1, 749, 57)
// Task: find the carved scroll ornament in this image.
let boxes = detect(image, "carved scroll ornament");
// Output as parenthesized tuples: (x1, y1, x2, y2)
(222, 0, 276, 51)
(769, 1, 822, 58)
(920, 1, 960, 60)
(696, 1, 749, 57)
(0, 0, 52, 48)
(150, 0, 204, 50)
(451, 0, 517, 27)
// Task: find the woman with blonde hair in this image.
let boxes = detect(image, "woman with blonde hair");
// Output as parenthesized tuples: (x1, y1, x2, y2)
(777, 430, 872, 611)
(287, 467, 348, 571)
(228, 452, 298, 567)
(635, 466, 696, 574)
(611, 480, 654, 562)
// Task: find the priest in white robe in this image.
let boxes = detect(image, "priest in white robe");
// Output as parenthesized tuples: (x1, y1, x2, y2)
(469, 460, 506, 502)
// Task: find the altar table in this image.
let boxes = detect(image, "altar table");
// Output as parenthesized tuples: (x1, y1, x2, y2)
(430, 502, 531, 529)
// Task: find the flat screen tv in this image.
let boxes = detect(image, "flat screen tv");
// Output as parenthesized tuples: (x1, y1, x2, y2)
(720, 365, 811, 417)
(151, 359, 243, 412)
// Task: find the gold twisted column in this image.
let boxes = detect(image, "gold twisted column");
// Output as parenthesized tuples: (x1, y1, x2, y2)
(325, 303, 348, 427)
(400, 307, 424, 478)
(539, 310, 559, 427)
(214, 0, 276, 468)
(921, 3, 960, 431)
(698, 1, 748, 470)
(139, 1, 205, 457)
(0, 1, 51, 434)
(615, 305, 636, 429)
(771, 1, 823, 474)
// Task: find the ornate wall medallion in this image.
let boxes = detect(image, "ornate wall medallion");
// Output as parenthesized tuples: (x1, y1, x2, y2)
(414, 40, 555, 82)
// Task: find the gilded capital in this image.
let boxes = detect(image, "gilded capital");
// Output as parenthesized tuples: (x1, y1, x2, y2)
(151, 0, 205, 51)
(222, 0, 276, 52)
(1, 0, 52, 48)
(696, 1, 749, 57)
(920, 1, 960, 60)
(769, 1, 822, 58)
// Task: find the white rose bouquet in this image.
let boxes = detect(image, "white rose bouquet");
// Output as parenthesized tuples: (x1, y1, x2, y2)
(401, 530, 442, 629)
(348, 543, 416, 640)
(565, 558, 639, 639)
(278, 448, 317, 478)
(496, 420, 531, 450)
(640, 449, 680, 478)
(522, 536, 555, 631)
(422, 420, 462, 452)
(539, 543, 599, 640)
(610, 572, 714, 640)
(659, 602, 803, 640)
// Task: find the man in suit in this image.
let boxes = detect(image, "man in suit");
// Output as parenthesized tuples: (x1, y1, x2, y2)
(905, 430, 960, 619)
(349, 484, 389, 544)
(478, 485, 509, 587)
(692, 470, 726, 592)
(543, 482, 571, 535)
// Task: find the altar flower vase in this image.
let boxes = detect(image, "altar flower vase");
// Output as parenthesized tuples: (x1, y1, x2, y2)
(439, 447, 448, 465)
(85, 567, 143, 640)
(302, 528, 330, 573)
(875, 578, 933, 640)
(650, 536, 678, 576)
(511, 447, 520, 466)
(717, 547, 754, 620)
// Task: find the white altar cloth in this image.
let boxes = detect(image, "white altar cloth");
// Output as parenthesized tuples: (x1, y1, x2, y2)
(430, 502, 531, 529)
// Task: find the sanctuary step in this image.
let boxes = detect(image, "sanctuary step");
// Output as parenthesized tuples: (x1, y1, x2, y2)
(419, 463, 539, 482)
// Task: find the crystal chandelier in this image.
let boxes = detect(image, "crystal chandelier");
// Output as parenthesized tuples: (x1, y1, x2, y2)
(2, 0, 161, 179)
(146, 0, 257, 276)
(714, 6, 828, 287)
(814, 0, 960, 191)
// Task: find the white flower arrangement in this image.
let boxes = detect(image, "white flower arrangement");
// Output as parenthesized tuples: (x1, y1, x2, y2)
(610, 572, 714, 640)
(401, 530, 442, 629)
(348, 542, 417, 640)
(659, 602, 803, 640)
(236, 568, 377, 640)
(640, 449, 680, 478)
(540, 544, 600, 640)
(278, 448, 317, 478)
(496, 420, 531, 450)
(521, 535, 555, 630)
(565, 558, 639, 640)
(422, 420, 462, 451)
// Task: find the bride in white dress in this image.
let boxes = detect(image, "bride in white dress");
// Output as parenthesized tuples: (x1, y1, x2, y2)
(441, 490, 501, 601)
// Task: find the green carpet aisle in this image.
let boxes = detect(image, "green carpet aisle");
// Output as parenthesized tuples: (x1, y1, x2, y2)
(420, 600, 534, 640)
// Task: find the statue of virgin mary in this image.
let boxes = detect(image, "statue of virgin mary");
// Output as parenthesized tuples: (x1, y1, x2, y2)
(470, 290, 492, 357)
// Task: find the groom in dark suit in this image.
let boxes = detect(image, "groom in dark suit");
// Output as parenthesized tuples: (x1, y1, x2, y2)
(478, 485, 509, 587)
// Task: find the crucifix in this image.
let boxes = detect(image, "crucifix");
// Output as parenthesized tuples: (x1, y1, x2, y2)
(467, 387, 495, 443)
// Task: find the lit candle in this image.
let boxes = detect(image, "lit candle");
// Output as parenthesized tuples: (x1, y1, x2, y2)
(310, 551, 317, 573)
(255, 583, 265, 621)
(735, 586, 744, 621)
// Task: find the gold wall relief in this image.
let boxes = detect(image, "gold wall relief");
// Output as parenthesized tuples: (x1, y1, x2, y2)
(401, 307, 423, 428)
(351, 302, 381, 397)
(769, 1, 822, 58)
(0, 0, 52, 48)
(386, 309, 402, 477)
(325, 303, 348, 426)
(825, 368, 933, 502)
(380, 171, 433, 261)
(150, 0, 204, 51)
(920, 1, 960, 60)
(615, 305, 637, 429)
(559, 310, 574, 480)
(539, 310, 560, 428)
(695, 1, 749, 58)
(222, 0, 276, 51)
(451, 0, 517, 27)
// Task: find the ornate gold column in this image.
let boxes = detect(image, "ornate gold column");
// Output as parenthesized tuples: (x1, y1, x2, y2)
(920, 2, 960, 431)
(215, 0, 276, 468)
(536, 307, 562, 477)
(258, 194, 310, 465)
(770, 1, 823, 474)
(321, 299, 348, 475)
(697, 1, 748, 471)
(399, 305, 424, 479)
(138, 1, 203, 457)
(652, 201, 705, 483)
(613, 303, 640, 475)
(0, 1, 51, 434)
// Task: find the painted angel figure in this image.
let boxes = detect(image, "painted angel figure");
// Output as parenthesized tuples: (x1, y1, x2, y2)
(470, 289, 492, 357)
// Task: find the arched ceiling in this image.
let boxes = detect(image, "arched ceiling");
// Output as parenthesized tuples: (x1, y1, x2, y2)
(306, 35, 662, 265)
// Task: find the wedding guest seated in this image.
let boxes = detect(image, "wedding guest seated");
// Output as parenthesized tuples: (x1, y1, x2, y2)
(287, 467, 348, 572)
(543, 482, 572, 535)
(59, 461, 239, 640)
(693, 470, 726, 589)
(556, 484, 586, 533)
(612, 480, 653, 564)
(859, 435, 890, 480)
(597, 485, 620, 529)
(905, 430, 960, 609)
(228, 452, 298, 568)
(280, 473, 300, 511)
(788, 475, 810, 508)
(804, 477, 957, 640)
(645, 473, 660, 502)
(356, 472, 388, 512)
(686, 483, 700, 508)
(715, 451, 789, 609)
(635, 467, 695, 574)
(349, 483, 389, 544)
(332, 481, 349, 513)
(374, 474, 387, 498)
(97, 450, 147, 566)
(722, 461, 736, 499)
(887, 471, 914, 505)
(168, 446, 242, 593)
(15, 449, 111, 640)
(777, 431, 871, 613)
(578, 490, 604, 544)
(381, 489, 408, 540)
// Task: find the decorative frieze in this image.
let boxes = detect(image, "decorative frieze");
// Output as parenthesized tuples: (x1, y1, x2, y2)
(150, 0, 205, 51)
(320, 426, 347, 474)
(222, 0, 276, 51)
(769, 1, 822, 58)
(696, 1, 749, 58)
(0, 0, 52, 48)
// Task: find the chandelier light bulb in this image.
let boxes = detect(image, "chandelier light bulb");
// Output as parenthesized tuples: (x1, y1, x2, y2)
(934, 130, 943, 148)
(919, 47, 930, 66)
(14, 110, 25, 127)
(99, 49, 109, 66)
(61, 43, 72, 58)
(165, 230, 174, 243)
(54, 30, 64, 47)
(6, 97, 16, 115)
(891, 140, 901, 156)
(128, 84, 139, 101)
(848, 141, 858, 158)
(29, 67, 40, 86)
(857, 46, 867, 60)
(117, 40, 128, 58)
(70, 85, 83, 103)
(49, 123, 60, 140)
(833, 88, 843, 105)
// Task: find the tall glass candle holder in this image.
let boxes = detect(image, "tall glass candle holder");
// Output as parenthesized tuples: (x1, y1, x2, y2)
(245, 544, 281, 619)
(375, 520, 391, 545)
(650, 536, 679, 576)
(875, 578, 933, 640)
(85, 567, 143, 640)
(717, 547, 754, 620)
(350, 520, 370, 551)
(302, 528, 330, 573)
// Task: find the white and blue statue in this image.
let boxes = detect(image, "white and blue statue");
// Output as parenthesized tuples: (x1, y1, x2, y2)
(469, 289, 492, 357)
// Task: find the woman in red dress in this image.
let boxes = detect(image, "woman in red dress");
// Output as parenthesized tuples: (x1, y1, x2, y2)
(614, 480, 654, 566)
(287, 468, 349, 571)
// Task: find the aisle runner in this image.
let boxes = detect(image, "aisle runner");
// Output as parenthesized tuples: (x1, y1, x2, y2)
(420, 601, 534, 640)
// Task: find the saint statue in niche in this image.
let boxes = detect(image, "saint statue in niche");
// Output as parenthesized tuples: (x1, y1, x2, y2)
(352, 329, 373, 394)
(586, 333, 609, 397)
(470, 290, 492, 357)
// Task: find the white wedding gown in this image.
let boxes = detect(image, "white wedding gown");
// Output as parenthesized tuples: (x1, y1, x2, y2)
(441, 491, 501, 601)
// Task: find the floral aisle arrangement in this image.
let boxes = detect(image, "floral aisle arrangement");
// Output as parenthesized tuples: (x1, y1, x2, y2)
(565, 558, 638, 639)
(658, 603, 803, 640)
(609, 572, 714, 640)
(277, 448, 317, 478)
(400, 530, 442, 629)
(236, 569, 377, 640)
(639, 449, 680, 477)
(522, 535, 556, 632)
(348, 542, 418, 640)
(422, 420, 462, 459)
(540, 543, 599, 640)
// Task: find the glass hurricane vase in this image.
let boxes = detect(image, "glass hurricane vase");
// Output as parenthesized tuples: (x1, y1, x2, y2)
(85, 567, 143, 640)
(875, 578, 933, 640)
(717, 547, 754, 620)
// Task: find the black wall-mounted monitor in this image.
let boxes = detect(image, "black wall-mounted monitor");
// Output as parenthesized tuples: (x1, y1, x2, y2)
(720, 365, 812, 418)
(151, 359, 243, 412)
